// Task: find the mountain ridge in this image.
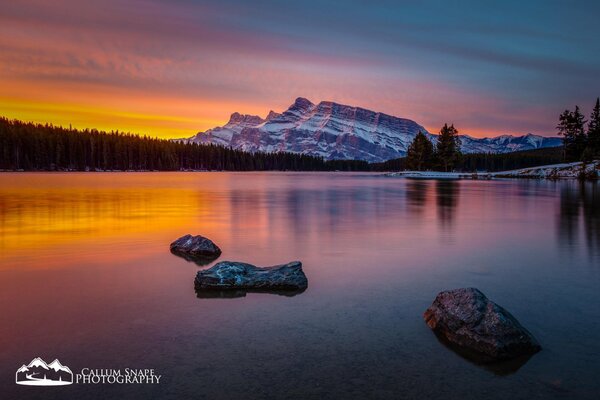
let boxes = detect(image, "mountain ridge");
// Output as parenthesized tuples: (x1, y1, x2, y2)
(181, 98, 562, 162)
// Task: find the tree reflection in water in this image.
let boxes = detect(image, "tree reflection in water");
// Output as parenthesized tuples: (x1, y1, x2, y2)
(559, 181, 599, 256)
(436, 180, 460, 231)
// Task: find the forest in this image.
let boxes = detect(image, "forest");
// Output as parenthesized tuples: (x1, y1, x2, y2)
(374, 147, 564, 172)
(0, 118, 368, 172)
(0, 117, 568, 172)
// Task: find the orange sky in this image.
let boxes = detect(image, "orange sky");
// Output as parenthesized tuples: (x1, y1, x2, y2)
(1, 0, 598, 139)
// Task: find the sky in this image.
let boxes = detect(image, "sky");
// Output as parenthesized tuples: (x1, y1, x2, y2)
(1, 0, 599, 139)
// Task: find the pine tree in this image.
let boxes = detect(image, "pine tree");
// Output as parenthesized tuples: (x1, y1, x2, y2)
(573, 106, 587, 160)
(557, 109, 574, 160)
(406, 131, 434, 171)
(435, 123, 461, 171)
(587, 97, 600, 157)
(557, 106, 586, 161)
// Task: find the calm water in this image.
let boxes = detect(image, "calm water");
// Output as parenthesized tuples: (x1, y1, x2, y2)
(0, 172, 599, 400)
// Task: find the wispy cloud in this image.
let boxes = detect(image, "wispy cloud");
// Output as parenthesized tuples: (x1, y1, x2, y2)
(1, 0, 598, 138)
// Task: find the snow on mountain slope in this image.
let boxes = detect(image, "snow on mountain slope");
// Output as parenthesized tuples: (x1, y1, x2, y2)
(27, 357, 49, 369)
(182, 98, 562, 162)
(48, 359, 72, 373)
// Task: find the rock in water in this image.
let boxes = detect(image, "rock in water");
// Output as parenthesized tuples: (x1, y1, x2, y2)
(195, 261, 308, 292)
(170, 234, 222, 257)
(424, 288, 541, 360)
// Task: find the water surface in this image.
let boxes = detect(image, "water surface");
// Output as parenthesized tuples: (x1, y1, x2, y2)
(0, 172, 599, 399)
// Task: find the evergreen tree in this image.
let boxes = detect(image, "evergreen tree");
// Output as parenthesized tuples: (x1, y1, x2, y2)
(587, 97, 600, 157)
(557, 109, 574, 160)
(406, 131, 434, 171)
(557, 106, 586, 161)
(435, 123, 461, 171)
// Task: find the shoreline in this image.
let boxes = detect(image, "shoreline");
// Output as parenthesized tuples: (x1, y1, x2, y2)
(1, 160, 598, 180)
(385, 160, 600, 180)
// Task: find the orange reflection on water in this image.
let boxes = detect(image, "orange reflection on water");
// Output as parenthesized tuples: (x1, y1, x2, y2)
(0, 173, 236, 269)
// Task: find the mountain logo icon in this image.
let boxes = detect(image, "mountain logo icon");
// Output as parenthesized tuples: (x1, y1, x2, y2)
(16, 357, 73, 386)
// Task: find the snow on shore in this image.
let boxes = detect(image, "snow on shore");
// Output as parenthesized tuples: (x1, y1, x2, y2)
(492, 160, 599, 179)
(385, 171, 486, 180)
(385, 160, 599, 180)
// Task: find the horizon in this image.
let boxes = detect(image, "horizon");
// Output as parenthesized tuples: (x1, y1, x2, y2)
(1, 1, 599, 139)
(0, 99, 571, 142)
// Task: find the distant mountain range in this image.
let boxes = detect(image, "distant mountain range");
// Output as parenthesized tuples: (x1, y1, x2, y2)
(180, 97, 562, 162)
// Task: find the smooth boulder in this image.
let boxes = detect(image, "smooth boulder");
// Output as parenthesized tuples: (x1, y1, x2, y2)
(195, 261, 308, 292)
(170, 234, 221, 257)
(424, 288, 541, 360)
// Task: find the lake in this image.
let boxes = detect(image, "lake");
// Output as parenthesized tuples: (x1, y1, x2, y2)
(0, 172, 599, 399)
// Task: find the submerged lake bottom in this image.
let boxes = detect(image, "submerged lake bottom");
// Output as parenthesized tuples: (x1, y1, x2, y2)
(0, 172, 599, 399)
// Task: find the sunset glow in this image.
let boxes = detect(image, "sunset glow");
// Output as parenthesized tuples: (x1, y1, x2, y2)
(1, 0, 599, 138)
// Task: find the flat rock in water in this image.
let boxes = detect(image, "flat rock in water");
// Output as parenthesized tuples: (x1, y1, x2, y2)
(423, 288, 541, 360)
(195, 261, 308, 292)
(170, 234, 221, 257)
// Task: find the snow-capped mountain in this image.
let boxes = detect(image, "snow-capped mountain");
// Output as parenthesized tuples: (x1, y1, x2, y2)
(182, 98, 562, 162)
(455, 133, 561, 154)
(48, 359, 72, 373)
(17, 365, 29, 373)
(27, 357, 49, 370)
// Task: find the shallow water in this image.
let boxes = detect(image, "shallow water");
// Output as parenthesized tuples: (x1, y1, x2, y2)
(0, 172, 599, 399)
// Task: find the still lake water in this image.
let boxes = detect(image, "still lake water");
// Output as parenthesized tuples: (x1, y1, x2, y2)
(0, 172, 599, 399)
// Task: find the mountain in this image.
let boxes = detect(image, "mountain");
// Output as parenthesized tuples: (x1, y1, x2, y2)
(456, 133, 562, 155)
(27, 357, 49, 370)
(48, 359, 72, 373)
(17, 365, 29, 373)
(182, 98, 562, 162)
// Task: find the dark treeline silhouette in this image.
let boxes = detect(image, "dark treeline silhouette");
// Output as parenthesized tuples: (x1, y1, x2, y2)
(557, 97, 600, 161)
(0, 117, 568, 173)
(0, 118, 369, 172)
(457, 147, 564, 172)
(372, 147, 563, 172)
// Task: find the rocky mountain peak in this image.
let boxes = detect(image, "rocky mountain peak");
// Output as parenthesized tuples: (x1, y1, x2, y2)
(227, 112, 264, 126)
(289, 97, 314, 112)
(266, 110, 281, 121)
(184, 97, 562, 162)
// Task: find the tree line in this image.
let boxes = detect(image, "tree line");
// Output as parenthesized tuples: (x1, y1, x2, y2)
(0, 116, 578, 173)
(374, 146, 563, 172)
(0, 118, 369, 171)
(557, 98, 600, 161)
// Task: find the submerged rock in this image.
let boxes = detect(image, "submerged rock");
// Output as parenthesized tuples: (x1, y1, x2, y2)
(424, 288, 541, 361)
(194, 261, 308, 292)
(170, 250, 220, 267)
(196, 289, 304, 299)
(170, 234, 221, 258)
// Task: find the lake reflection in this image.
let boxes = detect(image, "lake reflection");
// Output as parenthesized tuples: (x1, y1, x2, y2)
(559, 182, 600, 256)
(0, 173, 599, 400)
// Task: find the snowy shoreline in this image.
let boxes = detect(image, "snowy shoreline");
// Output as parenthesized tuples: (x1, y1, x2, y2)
(385, 160, 600, 180)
